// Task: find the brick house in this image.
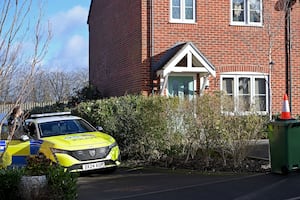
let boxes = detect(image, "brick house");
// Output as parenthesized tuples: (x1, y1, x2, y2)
(88, 0, 300, 116)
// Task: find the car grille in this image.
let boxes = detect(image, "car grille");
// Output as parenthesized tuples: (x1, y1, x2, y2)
(70, 146, 110, 161)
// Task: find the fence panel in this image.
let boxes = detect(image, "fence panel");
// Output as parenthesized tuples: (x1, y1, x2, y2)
(0, 102, 65, 114)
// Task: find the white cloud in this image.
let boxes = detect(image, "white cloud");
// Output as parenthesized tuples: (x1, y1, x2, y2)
(48, 35, 88, 71)
(44, 5, 89, 71)
(63, 35, 86, 57)
(50, 5, 89, 37)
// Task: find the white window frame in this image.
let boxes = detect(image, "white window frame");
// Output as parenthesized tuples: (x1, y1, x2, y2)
(170, 0, 196, 23)
(220, 72, 268, 115)
(230, 0, 263, 26)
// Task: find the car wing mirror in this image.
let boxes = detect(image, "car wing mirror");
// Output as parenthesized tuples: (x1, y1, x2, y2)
(20, 135, 29, 142)
(96, 126, 103, 131)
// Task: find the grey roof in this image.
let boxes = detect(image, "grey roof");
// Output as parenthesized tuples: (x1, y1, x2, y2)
(152, 42, 186, 72)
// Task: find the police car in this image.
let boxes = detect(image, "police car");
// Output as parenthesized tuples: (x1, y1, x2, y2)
(0, 112, 121, 172)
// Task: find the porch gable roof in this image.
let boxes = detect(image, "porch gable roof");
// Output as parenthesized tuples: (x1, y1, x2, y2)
(154, 42, 216, 77)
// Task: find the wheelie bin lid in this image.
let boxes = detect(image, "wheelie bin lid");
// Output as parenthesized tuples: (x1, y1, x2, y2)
(269, 119, 300, 127)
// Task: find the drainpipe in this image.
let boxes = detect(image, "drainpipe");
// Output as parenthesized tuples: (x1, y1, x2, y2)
(288, 6, 292, 115)
(285, 1, 293, 114)
(268, 61, 274, 120)
(275, 0, 295, 115)
(150, 0, 155, 94)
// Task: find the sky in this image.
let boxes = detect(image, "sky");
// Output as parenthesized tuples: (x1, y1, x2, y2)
(42, 0, 91, 71)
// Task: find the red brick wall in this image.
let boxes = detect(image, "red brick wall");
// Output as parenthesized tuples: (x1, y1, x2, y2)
(149, 0, 300, 115)
(89, 0, 300, 115)
(290, 4, 300, 116)
(88, 1, 148, 97)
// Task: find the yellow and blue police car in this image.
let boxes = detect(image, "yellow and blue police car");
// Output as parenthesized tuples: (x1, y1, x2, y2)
(0, 112, 120, 172)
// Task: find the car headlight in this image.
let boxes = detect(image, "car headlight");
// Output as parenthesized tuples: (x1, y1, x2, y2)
(51, 148, 69, 154)
(109, 142, 118, 149)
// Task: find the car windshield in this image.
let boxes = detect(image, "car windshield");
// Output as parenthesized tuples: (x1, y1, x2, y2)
(39, 119, 96, 137)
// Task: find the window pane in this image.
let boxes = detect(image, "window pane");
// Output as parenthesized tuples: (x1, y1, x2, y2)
(177, 55, 187, 66)
(255, 78, 266, 111)
(255, 96, 266, 111)
(250, 10, 261, 23)
(183, 81, 189, 95)
(185, 0, 193, 7)
(255, 78, 266, 95)
(232, 0, 244, 22)
(232, 0, 245, 9)
(173, 8, 180, 19)
(249, 0, 260, 10)
(172, 80, 179, 96)
(238, 77, 250, 111)
(250, 11, 261, 22)
(185, 8, 193, 19)
(222, 95, 235, 112)
(173, 0, 180, 6)
(238, 77, 250, 94)
(249, 0, 261, 23)
(185, 0, 194, 20)
(172, 0, 181, 19)
(238, 96, 251, 111)
(222, 78, 234, 112)
(222, 78, 234, 95)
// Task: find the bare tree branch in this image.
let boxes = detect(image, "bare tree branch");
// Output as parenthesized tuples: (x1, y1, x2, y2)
(0, 0, 51, 139)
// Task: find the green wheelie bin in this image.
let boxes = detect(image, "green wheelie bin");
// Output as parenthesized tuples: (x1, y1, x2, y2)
(268, 119, 300, 174)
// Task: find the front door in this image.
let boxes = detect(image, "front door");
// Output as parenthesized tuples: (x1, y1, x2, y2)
(168, 76, 194, 99)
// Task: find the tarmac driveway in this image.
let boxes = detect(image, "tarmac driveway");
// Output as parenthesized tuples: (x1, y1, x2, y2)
(78, 167, 300, 200)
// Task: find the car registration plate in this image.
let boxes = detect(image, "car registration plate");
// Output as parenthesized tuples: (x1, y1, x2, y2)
(82, 162, 105, 170)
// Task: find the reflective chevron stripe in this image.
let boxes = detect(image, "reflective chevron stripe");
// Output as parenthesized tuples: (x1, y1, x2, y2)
(0, 140, 6, 152)
(30, 140, 43, 155)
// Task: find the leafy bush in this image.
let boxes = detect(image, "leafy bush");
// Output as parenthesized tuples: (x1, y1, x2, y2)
(0, 168, 23, 199)
(47, 166, 78, 200)
(218, 114, 268, 168)
(25, 154, 78, 200)
(73, 95, 174, 161)
(69, 84, 102, 106)
(0, 155, 78, 200)
(71, 93, 269, 171)
(25, 154, 52, 176)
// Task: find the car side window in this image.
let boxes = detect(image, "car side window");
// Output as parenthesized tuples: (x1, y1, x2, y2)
(24, 122, 37, 139)
(28, 123, 37, 138)
(0, 124, 9, 140)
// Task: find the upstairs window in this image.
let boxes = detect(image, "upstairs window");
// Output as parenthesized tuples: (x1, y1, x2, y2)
(231, 0, 262, 26)
(170, 0, 195, 23)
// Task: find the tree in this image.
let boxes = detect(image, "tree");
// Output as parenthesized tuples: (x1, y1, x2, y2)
(28, 70, 53, 102)
(27, 69, 89, 103)
(0, 0, 51, 135)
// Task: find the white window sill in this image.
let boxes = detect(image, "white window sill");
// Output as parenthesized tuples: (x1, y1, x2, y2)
(169, 20, 196, 24)
(230, 22, 263, 27)
(222, 111, 268, 116)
